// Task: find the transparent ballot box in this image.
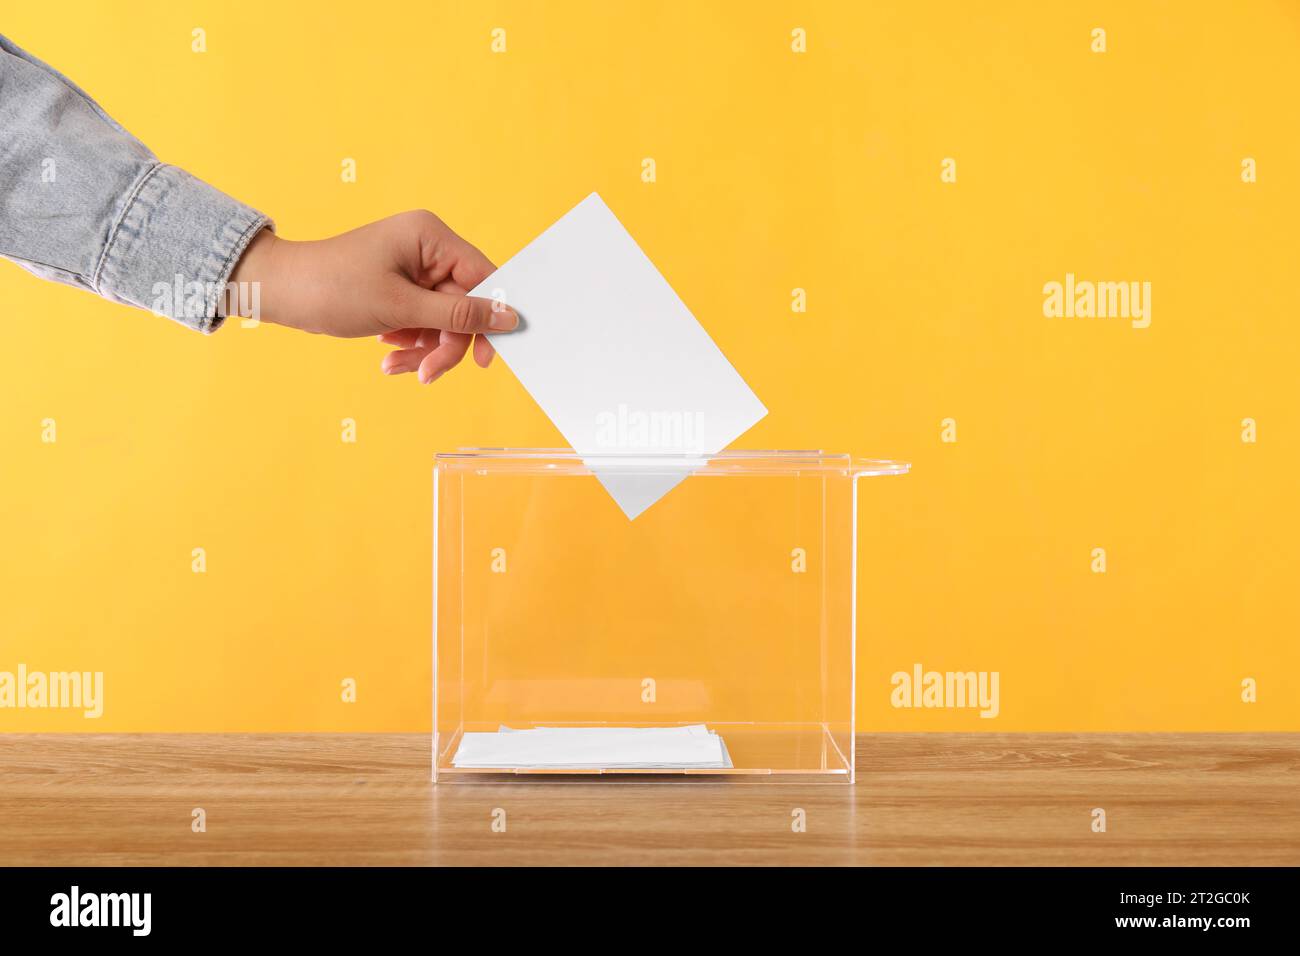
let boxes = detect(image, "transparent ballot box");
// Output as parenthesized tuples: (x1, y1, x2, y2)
(433, 449, 908, 781)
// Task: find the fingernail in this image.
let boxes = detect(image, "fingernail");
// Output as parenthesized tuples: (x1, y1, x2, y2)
(488, 309, 519, 332)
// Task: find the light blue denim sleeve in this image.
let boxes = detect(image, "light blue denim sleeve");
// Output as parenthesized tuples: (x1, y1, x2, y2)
(0, 34, 272, 332)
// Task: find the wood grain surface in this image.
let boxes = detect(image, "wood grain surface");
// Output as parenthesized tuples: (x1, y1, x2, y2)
(1, 733, 1295, 866)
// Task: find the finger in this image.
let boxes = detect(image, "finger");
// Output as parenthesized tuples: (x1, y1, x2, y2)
(382, 345, 433, 376)
(399, 286, 518, 335)
(378, 328, 422, 348)
(436, 282, 497, 370)
(418, 331, 472, 384)
(433, 282, 496, 368)
(380, 328, 441, 373)
(438, 280, 512, 357)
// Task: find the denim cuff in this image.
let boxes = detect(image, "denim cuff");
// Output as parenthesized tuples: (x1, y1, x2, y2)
(94, 164, 272, 333)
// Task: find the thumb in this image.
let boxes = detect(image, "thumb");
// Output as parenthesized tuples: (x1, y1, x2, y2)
(401, 287, 519, 334)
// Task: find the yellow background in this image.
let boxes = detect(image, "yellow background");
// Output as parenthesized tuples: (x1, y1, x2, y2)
(2, 1, 1297, 731)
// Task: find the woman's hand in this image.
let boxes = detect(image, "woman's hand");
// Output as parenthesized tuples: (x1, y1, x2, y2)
(226, 210, 518, 384)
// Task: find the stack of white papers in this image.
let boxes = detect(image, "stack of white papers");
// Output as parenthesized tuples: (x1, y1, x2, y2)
(451, 724, 733, 770)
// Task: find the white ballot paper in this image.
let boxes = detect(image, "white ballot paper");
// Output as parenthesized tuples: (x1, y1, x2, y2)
(469, 193, 767, 519)
(451, 724, 733, 770)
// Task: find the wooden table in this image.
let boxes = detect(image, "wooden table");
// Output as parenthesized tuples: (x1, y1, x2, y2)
(2, 733, 1295, 866)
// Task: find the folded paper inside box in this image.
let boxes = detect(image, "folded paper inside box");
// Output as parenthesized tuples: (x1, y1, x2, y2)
(451, 724, 733, 770)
